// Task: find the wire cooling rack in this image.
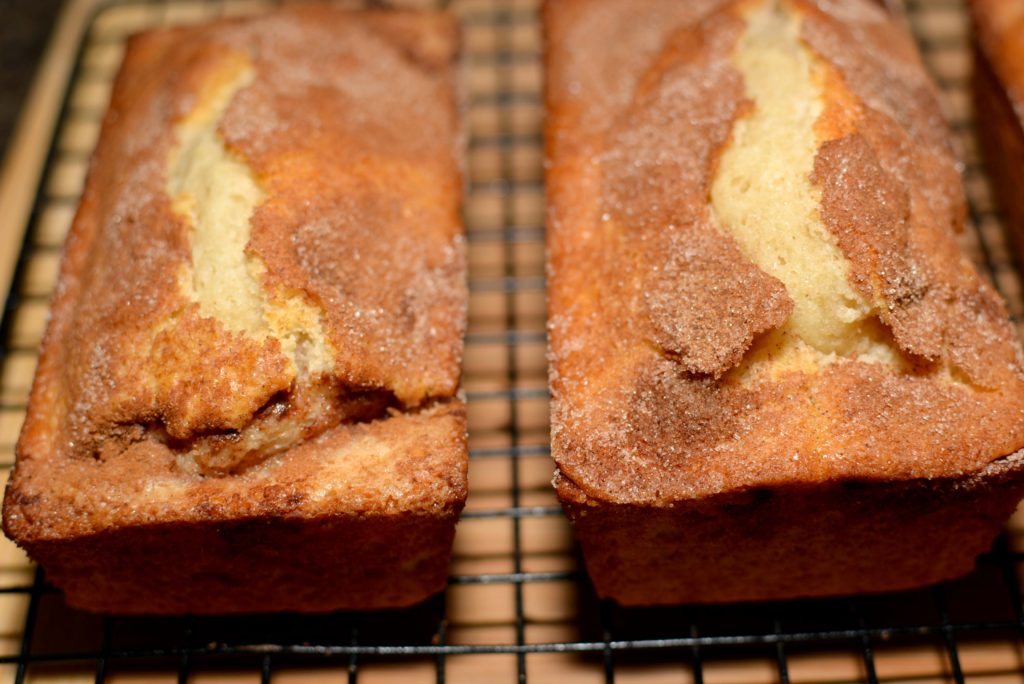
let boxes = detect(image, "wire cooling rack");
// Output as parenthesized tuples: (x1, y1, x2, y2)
(1, 0, 1023, 681)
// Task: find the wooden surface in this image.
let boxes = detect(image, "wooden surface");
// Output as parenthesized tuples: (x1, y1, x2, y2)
(0, 0, 1023, 682)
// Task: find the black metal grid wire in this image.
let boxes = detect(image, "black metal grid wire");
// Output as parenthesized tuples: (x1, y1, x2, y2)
(1, 0, 1024, 682)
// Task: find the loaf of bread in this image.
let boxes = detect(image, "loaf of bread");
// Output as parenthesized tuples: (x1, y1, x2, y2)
(971, 0, 1024, 264)
(2, 6, 467, 614)
(545, 0, 1024, 605)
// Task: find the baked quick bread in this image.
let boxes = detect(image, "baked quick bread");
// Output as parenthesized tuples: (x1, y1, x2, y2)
(971, 0, 1024, 265)
(545, 0, 1024, 605)
(2, 6, 467, 614)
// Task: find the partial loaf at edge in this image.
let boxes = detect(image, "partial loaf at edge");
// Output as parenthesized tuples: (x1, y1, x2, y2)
(2, 6, 468, 614)
(971, 0, 1024, 265)
(545, 0, 1024, 605)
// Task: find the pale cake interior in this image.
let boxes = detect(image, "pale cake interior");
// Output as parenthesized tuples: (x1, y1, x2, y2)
(711, 0, 906, 381)
(166, 50, 334, 378)
(161, 50, 356, 475)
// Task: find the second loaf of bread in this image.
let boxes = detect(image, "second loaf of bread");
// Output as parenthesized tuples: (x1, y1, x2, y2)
(545, 0, 1024, 605)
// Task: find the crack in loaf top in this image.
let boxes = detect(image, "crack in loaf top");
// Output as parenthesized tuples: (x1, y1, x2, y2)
(24, 7, 466, 471)
(544, 0, 1024, 505)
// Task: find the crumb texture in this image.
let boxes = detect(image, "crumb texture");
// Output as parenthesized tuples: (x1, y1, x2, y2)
(711, 0, 901, 378)
(167, 50, 333, 377)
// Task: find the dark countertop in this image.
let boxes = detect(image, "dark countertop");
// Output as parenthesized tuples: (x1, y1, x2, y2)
(0, 0, 63, 162)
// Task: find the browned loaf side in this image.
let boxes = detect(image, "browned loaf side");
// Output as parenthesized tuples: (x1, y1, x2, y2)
(544, 0, 1024, 606)
(971, 0, 1024, 266)
(2, 6, 468, 614)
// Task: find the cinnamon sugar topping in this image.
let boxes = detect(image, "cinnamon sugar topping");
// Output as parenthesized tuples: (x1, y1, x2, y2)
(545, 0, 1024, 505)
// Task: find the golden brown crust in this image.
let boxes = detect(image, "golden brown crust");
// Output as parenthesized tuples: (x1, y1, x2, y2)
(6, 401, 467, 543)
(557, 454, 1024, 605)
(3, 6, 467, 613)
(34, 6, 464, 463)
(546, 0, 1024, 507)
(27, 510, 462, 614)
(545, 0, 1024, 603)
